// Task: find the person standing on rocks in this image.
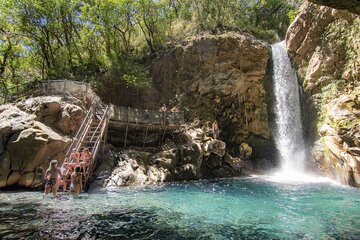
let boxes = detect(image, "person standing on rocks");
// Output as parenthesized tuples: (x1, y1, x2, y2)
(212, 120, 220, 139)
(44, 160, 63, 197)
(143, 109, 151, 124)
(170, 105, 180, 125)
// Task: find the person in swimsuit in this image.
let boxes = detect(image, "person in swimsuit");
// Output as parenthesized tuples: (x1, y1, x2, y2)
(69, 148, 80, 164)
(80, 148, 92, 174)
(64, 148, 81, 174)
(44, 160, 63, 197)
(70, 166, 83, 195)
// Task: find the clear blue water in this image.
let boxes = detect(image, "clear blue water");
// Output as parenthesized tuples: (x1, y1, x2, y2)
(0, 177, 359, 239)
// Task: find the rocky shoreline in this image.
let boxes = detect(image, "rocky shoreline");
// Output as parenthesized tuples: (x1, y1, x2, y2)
(0, 96, 261, 191)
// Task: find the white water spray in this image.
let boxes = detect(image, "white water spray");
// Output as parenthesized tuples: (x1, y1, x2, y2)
(271, 41, 306, 176)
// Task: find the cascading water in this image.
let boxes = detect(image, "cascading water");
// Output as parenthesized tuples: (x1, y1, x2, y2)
(271, 41, 306, 174)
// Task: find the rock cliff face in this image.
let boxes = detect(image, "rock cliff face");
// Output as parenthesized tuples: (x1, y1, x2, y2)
(152, 32, 273, 159)
(0, 96, 84, 188)
(286, 1, 360, 186)
(313, 91, 360, 187)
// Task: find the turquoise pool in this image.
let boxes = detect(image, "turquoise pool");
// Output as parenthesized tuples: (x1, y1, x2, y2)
(0, 177, 359, 239)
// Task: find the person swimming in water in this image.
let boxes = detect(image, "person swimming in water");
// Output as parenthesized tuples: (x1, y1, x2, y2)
(44, 160, 63, 197)
(70, 166, 83, 195)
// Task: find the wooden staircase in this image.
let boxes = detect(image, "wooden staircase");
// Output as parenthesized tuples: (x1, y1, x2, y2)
(60, 99, 109, 192)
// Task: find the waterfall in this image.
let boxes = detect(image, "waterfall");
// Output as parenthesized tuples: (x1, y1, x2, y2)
(271, 41, 306, 173)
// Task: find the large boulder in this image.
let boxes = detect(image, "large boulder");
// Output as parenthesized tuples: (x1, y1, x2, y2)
(0, 97, 82, 189)
(17, 96, 84, 134)
(7, 121, 70, 187)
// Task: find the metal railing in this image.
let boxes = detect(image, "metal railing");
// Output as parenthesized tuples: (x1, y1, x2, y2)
(0, 80, 45, 104)
(1, 79, 185, 126)
(110, 105, 185, 125)
(64, 108, 94, 157)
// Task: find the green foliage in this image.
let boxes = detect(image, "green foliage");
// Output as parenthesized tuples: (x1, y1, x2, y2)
(287, 10, 298, 23)
(0, 0, 301, 92)
(315, 79, 347, 130)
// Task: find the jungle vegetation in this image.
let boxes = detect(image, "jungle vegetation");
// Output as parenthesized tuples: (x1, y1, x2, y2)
(0, 0, 301, 92)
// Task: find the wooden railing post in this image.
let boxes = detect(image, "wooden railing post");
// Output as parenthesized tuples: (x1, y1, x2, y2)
(63, 79, 67, 95)
(127, 107, 130, 123)
(85, 82, 89, 102)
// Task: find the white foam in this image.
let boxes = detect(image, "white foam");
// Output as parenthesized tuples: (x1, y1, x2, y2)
(251, 170, 343, 186)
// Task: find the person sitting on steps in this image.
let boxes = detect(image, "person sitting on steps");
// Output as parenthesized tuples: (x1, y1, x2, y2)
(80, 148, 92, 174)
(44, 160, 63, 197)
(70, 166, 83, 195)
(61, 148, 81, 191)
(65, 148, 81, 172)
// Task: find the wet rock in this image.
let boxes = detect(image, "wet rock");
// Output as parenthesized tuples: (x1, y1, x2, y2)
(177, 164, 197, 180)
(0, 152, 11, 188)
(239, 143, 253, 160)
(204, 140, 226, 157)
(6, 171, 21, 186)
(18, 172, 34, 188)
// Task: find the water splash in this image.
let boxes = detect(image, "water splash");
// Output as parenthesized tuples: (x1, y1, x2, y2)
(271, 41, 306, 174)
(253, 171, 341, 186)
